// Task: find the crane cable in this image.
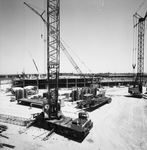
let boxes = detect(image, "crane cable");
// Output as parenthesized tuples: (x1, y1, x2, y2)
(23, 3, 26, 74)
(132, 16, 137, 71)
(136, 0, 146, 14)
(26, 2, 44, 12)
(135, 16, 138, 68)
(29, 52, 39, 74)
(24, 1, 93, 74)
(60, 38, 93, 74)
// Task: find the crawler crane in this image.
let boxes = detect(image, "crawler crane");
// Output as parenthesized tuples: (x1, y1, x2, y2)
(26, 0, 93, 141)
(128, 12, 147, 97)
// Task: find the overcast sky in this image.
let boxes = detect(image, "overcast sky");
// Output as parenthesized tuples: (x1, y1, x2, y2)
(0, 0, 147, 74)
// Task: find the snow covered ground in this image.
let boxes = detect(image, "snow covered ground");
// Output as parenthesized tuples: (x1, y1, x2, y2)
(0, 84, 147, 150)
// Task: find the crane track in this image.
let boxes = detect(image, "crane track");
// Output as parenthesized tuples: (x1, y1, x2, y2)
(0, 114, 30, 126)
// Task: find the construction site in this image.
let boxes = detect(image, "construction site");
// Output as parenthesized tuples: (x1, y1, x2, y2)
(0, 0, 147, 150)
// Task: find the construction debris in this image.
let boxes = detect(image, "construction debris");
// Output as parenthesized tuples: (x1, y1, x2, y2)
(0, 124, 15, 149)
(0, 133, 9, 139)
(0, 114, 30, 126)
(0, 143, 15, 149)
(0, 124, 8, 132)
(42, 128, 55, 141)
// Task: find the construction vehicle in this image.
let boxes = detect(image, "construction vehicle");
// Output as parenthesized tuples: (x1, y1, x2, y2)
(128, 11, 147, 97)
(24, 0, 93, 141)
(70, 86, 111, 109)
(76, 89, 112, 109)
(32, 109, 93, 140)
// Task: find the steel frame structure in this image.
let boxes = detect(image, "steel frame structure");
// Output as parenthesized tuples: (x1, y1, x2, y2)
(24, 0, 83, 117)
(133, 12, 146, 93)
(137, 19, 145, 92)
(47, 0, 60, 119)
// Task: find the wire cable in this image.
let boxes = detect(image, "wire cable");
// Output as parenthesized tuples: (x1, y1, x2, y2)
(136, 0, 146, 14)
(60, 38, 93, 73)
(23, 3, 26, 74)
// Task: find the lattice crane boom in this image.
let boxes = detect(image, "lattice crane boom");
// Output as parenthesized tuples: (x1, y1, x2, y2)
(60, 42, 82, 74)
(23, 0, 93, 140)
(131, 12, 147, 94)
(25, 0, 60, 119)
(46, 0, 60, 119)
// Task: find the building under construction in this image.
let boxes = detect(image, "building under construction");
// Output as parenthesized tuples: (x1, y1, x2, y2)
(1, 72, 147, 89)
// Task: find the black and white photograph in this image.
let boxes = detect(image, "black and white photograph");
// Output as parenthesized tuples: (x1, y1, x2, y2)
(0, 0, 147, 149)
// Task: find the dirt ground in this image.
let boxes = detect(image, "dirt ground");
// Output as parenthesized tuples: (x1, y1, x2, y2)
(0, 84, 147, 150)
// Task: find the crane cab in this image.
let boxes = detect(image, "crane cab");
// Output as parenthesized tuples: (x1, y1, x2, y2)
(78, 112, 89, 120)
(71, 112, 93, 133)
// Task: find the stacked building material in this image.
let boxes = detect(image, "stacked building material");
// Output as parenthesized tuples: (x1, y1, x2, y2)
(0, 114, 30, 126)
(15, 89, 28, 100)
(0, 124, 15, 149)
(71, 87, 98, 101)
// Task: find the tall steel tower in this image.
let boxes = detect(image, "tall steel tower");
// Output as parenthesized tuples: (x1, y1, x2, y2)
(133, 12, 147, 93)
(46, 0, 60, 119)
